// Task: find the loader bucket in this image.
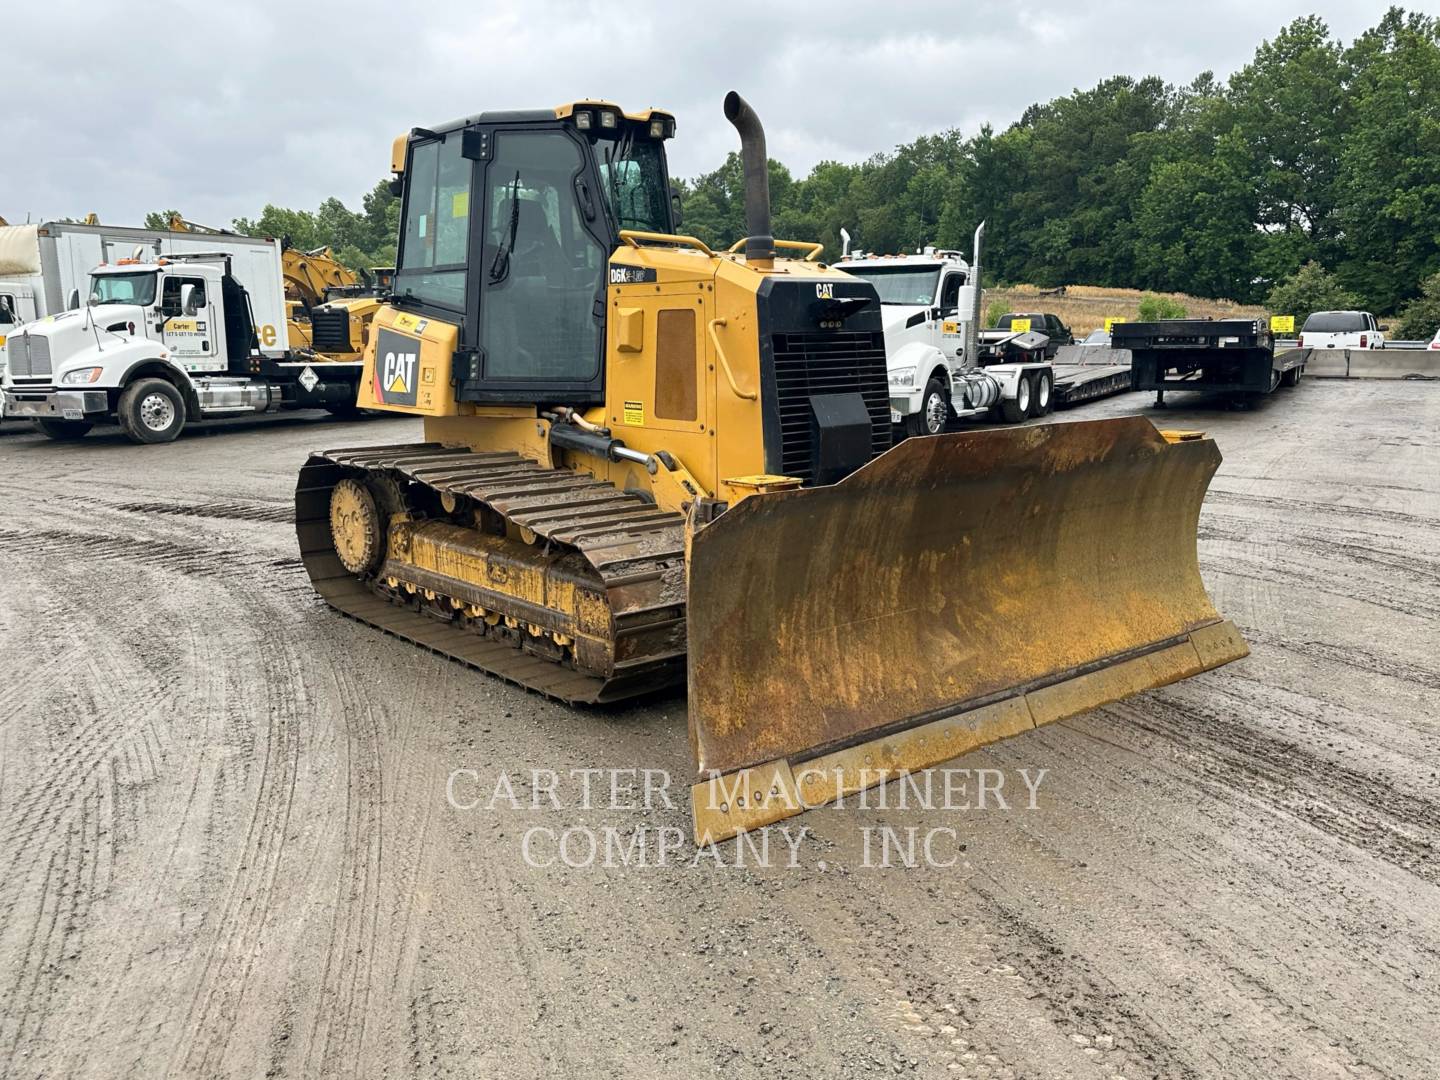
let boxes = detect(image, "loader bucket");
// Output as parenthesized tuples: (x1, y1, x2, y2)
(687, 416, 1247, 842)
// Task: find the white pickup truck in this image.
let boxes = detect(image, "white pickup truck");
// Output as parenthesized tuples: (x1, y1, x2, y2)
(1299, 310, 1387, 350)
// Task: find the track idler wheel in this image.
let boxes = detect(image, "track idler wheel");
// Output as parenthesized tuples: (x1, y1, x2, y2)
(329, 477, 385, 574)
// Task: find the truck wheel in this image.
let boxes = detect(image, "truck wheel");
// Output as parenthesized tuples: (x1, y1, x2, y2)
(118, 377, 185, 444)
(1032, 371, 1054, 416)
(1281, 364, 1303, 387)
(904, 377, 950, 437)
(999, 374, 1033, 423)
(37, 419, 93, 441)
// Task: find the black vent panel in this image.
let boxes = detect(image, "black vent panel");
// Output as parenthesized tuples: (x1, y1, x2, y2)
(311, 309, 352, 353)
(770, 330, 891, 484)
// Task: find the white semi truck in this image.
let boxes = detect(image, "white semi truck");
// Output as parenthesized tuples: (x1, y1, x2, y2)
(0, 225, 363, 442)
(837, 223, 1055, 436)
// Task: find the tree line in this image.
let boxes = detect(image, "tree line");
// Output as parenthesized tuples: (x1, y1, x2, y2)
(680, 7, 1438, 319)
(161, 7, 1437, 326)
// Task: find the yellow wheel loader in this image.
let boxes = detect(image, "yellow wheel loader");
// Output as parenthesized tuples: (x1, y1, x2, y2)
(295, 93, 1248, 843)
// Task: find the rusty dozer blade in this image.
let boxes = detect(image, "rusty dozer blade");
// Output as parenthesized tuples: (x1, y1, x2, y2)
(687, 416, 1248, 842)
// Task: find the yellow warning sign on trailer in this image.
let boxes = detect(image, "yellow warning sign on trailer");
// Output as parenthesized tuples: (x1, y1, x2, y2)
(1104, 317, 1127, 333)
(1270, 314, 1295, 333)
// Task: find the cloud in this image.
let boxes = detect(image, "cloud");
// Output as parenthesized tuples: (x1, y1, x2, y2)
(1, 0, 1394, 228)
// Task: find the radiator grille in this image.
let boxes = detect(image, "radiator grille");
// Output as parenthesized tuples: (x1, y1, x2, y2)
(770, 329, 891, 484)
(310, 309, 352, 353)
(8, 333, 51, 378)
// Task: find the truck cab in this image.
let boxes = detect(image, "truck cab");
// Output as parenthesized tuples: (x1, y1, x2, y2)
(837, 246, 1055, 435)
(2, 252, 361, 443)
(0, 285, 38, 333)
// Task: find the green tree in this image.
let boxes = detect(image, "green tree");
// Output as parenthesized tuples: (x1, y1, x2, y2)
(1227, 16, 1349, 279)
(1396, 271, 1440, 339)
(142, 209, 182, 231)
(1334, 8, 1440, 312)
(1264, 261, 1358, 328)
(1133, 129, 1261, 300)
(1137, 294, 1189, 320)
(230, 179, 400, 272)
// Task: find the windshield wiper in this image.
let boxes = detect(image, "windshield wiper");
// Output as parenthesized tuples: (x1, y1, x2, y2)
(489, 171, 522, 284)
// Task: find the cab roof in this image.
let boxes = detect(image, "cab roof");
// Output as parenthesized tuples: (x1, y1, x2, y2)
(391, 101, 677, 172)
(838, 254, 965, 270)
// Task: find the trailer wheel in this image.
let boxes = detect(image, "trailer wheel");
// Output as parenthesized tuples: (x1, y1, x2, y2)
(36, 419, 93, 441)
(999, 374, 1033, 423)
(1281, 364, 1303, 387)
(904, 377, 950, 437)
(118, 377, 186, 444)
(1032, 371, 1053, 416)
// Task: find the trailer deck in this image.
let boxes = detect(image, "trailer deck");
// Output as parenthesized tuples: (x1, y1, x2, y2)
(1051, 362, 1133, 407)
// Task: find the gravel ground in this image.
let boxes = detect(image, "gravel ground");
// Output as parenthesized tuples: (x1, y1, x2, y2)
(0, 377, 1435, 1079)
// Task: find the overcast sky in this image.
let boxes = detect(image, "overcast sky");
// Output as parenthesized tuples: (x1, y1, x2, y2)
(3, 1, 1422, 228)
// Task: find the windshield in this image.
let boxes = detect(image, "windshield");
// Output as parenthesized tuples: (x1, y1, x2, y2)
(90, 271, 157, 306)
(1302, 312, 1366, 332)
(1083, 328, 1109, 344)
(842, 265, 940, 305)
(594, 134, 672, 233)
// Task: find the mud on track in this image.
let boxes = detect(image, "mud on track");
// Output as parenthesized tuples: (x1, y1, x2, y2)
(0, 382, 1436, 1079)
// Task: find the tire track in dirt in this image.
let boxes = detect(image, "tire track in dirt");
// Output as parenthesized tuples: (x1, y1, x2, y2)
(168, 627, 305, 1077)
(1110, 686, 1440, 885)
(1238, 626, 1440, 691)
(295, 663, 387, 1078)
(108, 498, 295, 524)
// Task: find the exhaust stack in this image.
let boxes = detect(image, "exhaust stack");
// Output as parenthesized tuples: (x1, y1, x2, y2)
(722, 91, 775, 268)
(964, 220, 986, 366)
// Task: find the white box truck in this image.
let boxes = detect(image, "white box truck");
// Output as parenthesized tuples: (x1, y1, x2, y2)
(0, 222, 362, 442)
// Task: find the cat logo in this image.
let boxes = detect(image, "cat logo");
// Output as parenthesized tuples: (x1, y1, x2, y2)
(384, 350, 416, 393)
(374, 328, 419, 406)
(815, 283, 834, 299)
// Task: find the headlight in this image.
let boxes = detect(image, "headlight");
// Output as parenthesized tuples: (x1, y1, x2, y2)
(61, 367, 104, 384)
(888, 366, 916, 389)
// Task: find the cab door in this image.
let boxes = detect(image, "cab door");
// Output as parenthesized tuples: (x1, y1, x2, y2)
(160, 274, 221, 371)
(936, 272, 966, 359)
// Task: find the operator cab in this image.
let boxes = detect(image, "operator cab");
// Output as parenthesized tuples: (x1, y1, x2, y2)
(390, 102, 678, 405)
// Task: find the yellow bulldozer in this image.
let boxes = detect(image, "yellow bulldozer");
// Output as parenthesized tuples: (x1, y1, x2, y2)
(296, 93, 1247, 843)
(165, 214, 387, 363)
(279, 244, 390, 362)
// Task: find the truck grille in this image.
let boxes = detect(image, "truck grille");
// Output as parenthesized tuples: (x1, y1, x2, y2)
(310, 309, 352, 353)
(8, 333, 51, 378)
(771, 329, 891, 484)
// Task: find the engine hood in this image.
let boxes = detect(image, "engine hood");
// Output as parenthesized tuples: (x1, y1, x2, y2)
(880, 305, 928, 335)
(2, 305, 146, 382)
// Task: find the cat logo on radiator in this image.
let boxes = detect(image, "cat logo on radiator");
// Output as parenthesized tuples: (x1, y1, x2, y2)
(815, 283, 834, 299)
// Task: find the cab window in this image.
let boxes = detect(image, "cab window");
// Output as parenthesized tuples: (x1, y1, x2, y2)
(397, 136, 472, 310)
(161, 277, 207, 317)
(89, 272, 158, 306)
(939, 273, 965, 313)
(0, 295, 15, 325)
(479, 130, 604, 383)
